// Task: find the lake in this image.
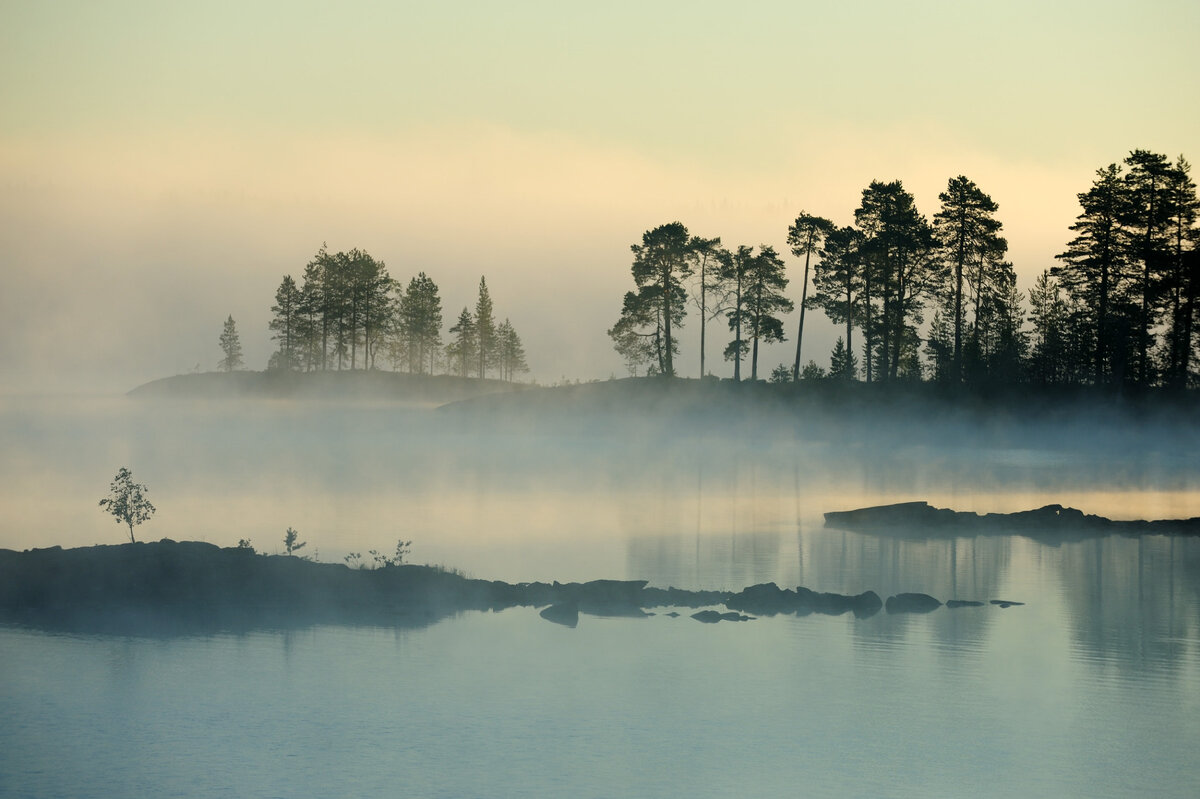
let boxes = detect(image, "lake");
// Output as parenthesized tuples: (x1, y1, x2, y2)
(1, 391, 1199, 796)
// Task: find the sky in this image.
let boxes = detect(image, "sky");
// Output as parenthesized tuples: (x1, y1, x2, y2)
(1, 0, 1197, 392)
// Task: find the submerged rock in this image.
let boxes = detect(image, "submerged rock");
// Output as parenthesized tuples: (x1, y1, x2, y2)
(885, 593, 943, 614)
(724, 583, 881, 618)
(990, 600, 1025, 608)
(539, 602, 579, 627)
(691, 610, 752, 623)
(946, 600, 986, 608)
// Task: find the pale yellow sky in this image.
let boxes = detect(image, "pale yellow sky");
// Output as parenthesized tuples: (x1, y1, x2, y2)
(1, 1, 1197, 389)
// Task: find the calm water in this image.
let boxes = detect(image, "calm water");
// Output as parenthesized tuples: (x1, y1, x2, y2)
(2, 394, 1200, 796)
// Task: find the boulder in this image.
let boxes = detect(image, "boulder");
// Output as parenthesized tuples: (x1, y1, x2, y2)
(691, 610, 752, 623)
(885, 593, 942, 614)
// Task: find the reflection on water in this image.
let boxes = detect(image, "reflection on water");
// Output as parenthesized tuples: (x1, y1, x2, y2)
(2, 395, 1200, 796)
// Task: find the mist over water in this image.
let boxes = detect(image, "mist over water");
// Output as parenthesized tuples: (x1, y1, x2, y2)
(2, 388, 1200, 796)
(2, 390, 1197, 572)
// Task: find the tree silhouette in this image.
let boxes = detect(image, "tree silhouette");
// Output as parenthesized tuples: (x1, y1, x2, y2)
(268, 275, 302, 371)
(719, 245, 754, 381)
(686, 235, 729, 378)
(495, 318, 529, 381)
(741, 245, 793, 381)
(447, 306, 477, 377)
(933, 176, 1004, 382)
(99, 467, 156, 543)
(218, 315, 243, 372)
(475, 277, 496, 379)
(787, 212, 834, 381)
(808, 226, 864, 381)
(627, 223, 694, 377)
(1054, 164, 1132, 385)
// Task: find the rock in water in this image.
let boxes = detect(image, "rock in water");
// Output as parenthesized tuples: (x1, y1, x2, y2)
(539, 602, 579, 627)
(691, 610, 752, 623)
(885, 593, 943, 614)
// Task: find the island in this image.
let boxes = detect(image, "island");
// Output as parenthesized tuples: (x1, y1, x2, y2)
(824, 501, 1200, 539)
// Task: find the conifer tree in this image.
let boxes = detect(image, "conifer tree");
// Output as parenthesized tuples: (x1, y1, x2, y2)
(218, 315, 243, 372)
(1054, 163, 1134, 385)
(933, 176, 1004, 381)
(742, 245, 793, 381)
(719, 245, 755, 381)
(854, 180, 940, 381)
(1122, 150, 1176, 385)
(447, 307, 477, 378)
(807, 226, 864, 381)
(475, 277, 496, 379)
(687, 235, 729, 378)
(1162, 156, 1199, 386)
(787, 212, 834, 380)
(496, 318, 529, 381)
(628, 222, 693, 377)
(829, 336, 857, 381)
(268, 275, 302, 371)
(610, 223, 692, 376)
(398, 273, 443, 374)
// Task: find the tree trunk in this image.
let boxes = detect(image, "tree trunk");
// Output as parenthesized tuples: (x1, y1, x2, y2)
(845, 278, 854, 380)
(699, 274, 707, 378)
(792, 248, 813, 381)
(663, 265, 674, 377)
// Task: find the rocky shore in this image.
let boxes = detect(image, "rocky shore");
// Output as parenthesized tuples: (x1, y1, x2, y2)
(0, 540, 1019, 635)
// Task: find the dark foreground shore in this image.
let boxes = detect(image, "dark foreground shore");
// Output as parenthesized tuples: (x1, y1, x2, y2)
(0, 540, 1022, 635)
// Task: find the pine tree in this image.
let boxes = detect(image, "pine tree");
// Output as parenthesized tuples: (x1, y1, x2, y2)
(218, 315, 243, 372)
(924, 308, 954, 383)
(742, 245, 793, 381)
(829, 336, 857, 380)
(496, 318, 529, 381)
(1122, 150, 1176, 385)
(1162, 156, 1199, 386)
(807, 226, 864, 381)
(720, 245, 754, 381)
(475, 277, 496, 379)
(787, 212, 834, 380)
(687, 236, 728, 378)
(398, 273, 443, 375)
(854, 180, 941, 381)
(268, 275, 302, 371)
(447, 307, 477, 377)
(1027, 269, 1071, 384)
(297, 249, 329, 371)
(608, 288, 663, 376)
(1054, 163, 1134, 385)
(628, 223, 694, 377)
(933, 176, 1004, 382)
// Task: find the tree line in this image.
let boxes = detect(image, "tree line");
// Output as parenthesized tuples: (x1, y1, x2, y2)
(218, 246, 530, 380)
(610, 149, 1199, 389)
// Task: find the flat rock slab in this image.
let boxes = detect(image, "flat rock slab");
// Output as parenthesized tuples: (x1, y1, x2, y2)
(691, 610, 753, 623)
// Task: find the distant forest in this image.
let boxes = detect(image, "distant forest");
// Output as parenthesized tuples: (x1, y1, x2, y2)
(256, 248, 529, 381)
(610, 150, 1200, 390)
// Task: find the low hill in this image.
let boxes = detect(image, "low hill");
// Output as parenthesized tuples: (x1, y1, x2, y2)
(128, 370, 527, 405)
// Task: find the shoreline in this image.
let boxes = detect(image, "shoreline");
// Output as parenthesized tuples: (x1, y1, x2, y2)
(1, 538, 1021, 636)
